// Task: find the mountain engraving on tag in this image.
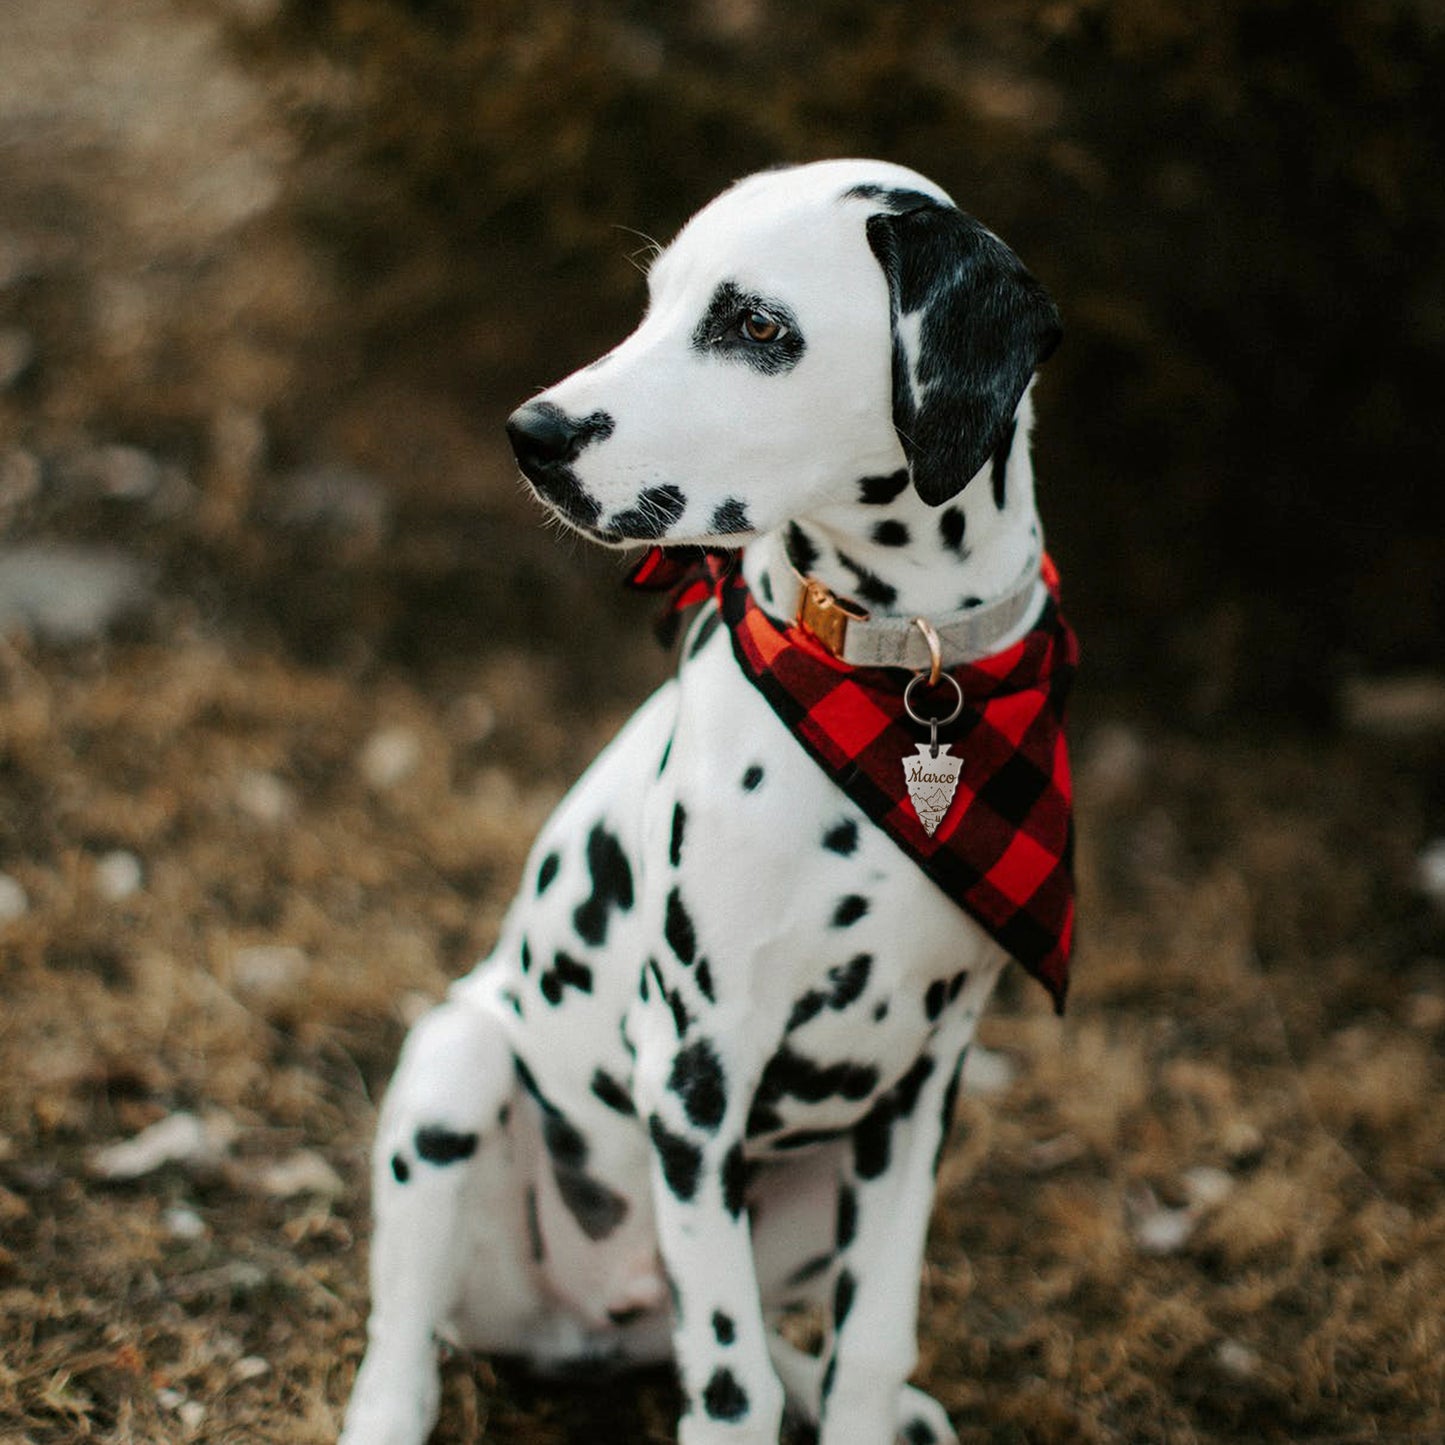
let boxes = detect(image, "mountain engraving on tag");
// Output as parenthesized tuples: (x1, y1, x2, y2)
(903, 743, 963, 837)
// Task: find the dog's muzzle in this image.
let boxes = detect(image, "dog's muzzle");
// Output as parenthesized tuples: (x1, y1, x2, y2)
(506, 402, 616, 528)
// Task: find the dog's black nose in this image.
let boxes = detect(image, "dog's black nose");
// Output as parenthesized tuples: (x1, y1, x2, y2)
(506, 402, 583, 471)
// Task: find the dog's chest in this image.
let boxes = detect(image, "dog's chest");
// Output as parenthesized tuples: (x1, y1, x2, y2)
(462, 608, 998, 1157)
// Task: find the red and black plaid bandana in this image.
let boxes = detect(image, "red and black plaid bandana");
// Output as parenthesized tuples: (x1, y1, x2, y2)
(629, 548, 1078, 1012)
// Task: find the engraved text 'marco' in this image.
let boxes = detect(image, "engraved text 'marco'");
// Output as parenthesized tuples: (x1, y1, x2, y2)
(902, 742, 962, 837)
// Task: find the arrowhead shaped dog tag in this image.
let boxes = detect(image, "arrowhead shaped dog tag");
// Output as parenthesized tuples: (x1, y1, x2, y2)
(903, 743, 963, 837)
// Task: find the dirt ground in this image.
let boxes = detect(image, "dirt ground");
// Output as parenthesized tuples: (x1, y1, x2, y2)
(3, 606, 1444, 1445)
(2, 3, 1444, 1443)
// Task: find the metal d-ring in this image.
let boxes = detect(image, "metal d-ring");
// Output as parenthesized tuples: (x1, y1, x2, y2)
(903, 669, 964, 758)
(911, 615, 944, 687)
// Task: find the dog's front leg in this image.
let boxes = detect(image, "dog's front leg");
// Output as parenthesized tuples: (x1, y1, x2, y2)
(633, 1021, 785, 1444)
(815, 1002, 992, 1445)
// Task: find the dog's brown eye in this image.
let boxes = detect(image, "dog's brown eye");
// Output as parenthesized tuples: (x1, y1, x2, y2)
(741, 311, 782, 344)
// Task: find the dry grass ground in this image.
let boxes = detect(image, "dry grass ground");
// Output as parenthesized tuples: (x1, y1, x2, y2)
(1, 606, 1442, 1444)
(1, 4, 1442, 1440)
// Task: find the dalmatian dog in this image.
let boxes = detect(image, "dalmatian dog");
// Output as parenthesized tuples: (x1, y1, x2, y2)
(340, 158, 1062, 1445)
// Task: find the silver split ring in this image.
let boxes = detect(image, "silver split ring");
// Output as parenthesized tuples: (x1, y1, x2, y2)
(903, 670, 964, 728)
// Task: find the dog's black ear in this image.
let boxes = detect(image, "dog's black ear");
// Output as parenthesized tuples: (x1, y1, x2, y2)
(863, 198, 1061, 507)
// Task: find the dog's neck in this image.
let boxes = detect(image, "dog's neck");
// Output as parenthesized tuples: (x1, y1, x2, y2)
(742, 412, 1044, 625)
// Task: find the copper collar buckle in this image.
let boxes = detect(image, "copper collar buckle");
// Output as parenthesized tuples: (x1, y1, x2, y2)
(796, 577, 869, 659)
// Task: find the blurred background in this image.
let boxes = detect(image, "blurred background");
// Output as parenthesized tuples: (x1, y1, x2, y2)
(1, 2, 1442, 1442)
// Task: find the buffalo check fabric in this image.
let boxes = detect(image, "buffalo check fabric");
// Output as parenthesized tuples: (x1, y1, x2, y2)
(630, 548, 1078, 1011)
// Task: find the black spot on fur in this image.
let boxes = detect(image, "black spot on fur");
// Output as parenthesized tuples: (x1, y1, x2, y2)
(830, 953, 873, 1008)
(415, 1126, 478, 1165)
(939, 506, 967, 553)
(664, 888, 698, 965)
(785, 522, 819, 575)
(648, 1114, 703, 1202)
(853, 1106, 893, 1180)
(961, 595, 983, 609)
(709, 497, 752, 534)
(591, 1068, 635, 1116)
(525, 1185, 545, 1262)
(925, 979, 948, 1021)
(555, 1168, 631, 1241)
(658, 733, 673, 775)
(513, 1054, 548, 1110)
(667, 982, 690, 1040)
(845, 182, 941, 210)
(669, 1039, 728, 1132)
(573, 824, 634, 947)
(712, 1310, 736, 1346)
(935, 1048, 969, 1175)
(787, 1412, 821, 1445)
(873, 999, 890, 1022)
(832, 894, 870, 928)
(536, 852, 560, 894)
(820, 1353, 837, 1402)
(650, 956, 693, 1038)
(858, 468, 910, 505)
(541, 950, 594, 1006)
(558, 951, 595, 993)
(790, 953, 875, 1033)
(836, 1183, 858, 1249)
(695, 957, 716, 1003)
(608, 483, 687, 540)
(390, 1153, 410, 1184)
(903, 1417, 939, 1444)
(786, 1252, 834, 1287)
(747, 1100, 785, 1136)
(517, 1065, 630, 1240)
(517, 1066, 582, 1157)
(786, 990, 825, 1033)
(542, 1110, 588, 1170)
(751, 1046, 879, 1134)
(833, 548, 898, 609)
(759, 572, 774, 604)
(722, 1140, 748, 1218)
(833, 1269, 857, 1329)
(741, 764, 764, 792)
(823, 818, 858, 855)
(703, 1366, 750, 1422)
(853, 1055, 937, 1180)
(893, 1055, 938, 1117)
(948, 969, 969, 1002)
(991, 418, 1017, 511)
(669, 802, 687, 867)
(871, 519, 910, 547)
(768, 1126, 848, 1151)
(519, 938, 532, 973)
(608, 1305, 650, 1326)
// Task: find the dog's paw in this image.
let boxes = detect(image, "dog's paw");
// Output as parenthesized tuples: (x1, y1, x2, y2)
(338, 1358, 439, 1445)
(337, 1401, 434, 1445)
(894, 1385, 958, 1445)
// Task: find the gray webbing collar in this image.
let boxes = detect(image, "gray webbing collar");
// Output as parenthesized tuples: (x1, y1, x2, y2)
(775, 558, 1043, 672)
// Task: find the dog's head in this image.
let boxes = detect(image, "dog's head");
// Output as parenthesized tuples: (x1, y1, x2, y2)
(507, 159, 1060, 546)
